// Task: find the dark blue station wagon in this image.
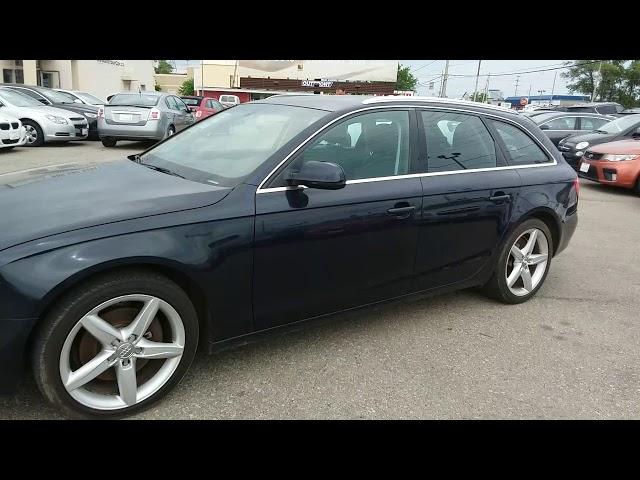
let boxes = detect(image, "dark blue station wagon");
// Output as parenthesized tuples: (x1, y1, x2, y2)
(0, 95, 578, 417)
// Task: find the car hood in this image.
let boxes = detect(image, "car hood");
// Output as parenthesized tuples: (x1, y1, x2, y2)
(3, 104, 83, 120)
(589, 139, 640, 155)
(562, 131, 616, 146)
(52, 102, 99, 114)
(0, 159, 231, 251)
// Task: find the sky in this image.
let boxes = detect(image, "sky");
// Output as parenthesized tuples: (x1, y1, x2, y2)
(171, 60, 573, 98)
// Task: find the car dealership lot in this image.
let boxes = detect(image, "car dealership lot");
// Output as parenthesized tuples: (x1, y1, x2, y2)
(0, 141, 639, 419)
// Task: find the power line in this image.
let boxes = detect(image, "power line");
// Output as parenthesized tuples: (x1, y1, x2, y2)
(444, 60, 598, 79)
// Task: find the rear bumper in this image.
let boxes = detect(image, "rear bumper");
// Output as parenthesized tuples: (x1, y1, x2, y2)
(98, 119, 164, 140)
(0, 317, 38, 394)
(556, 209, 578, 256)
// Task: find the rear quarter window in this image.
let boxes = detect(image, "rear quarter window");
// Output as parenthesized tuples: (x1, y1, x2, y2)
(488, 120, 551, 166)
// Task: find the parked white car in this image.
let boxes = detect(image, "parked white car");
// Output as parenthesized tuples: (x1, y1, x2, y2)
(0, 111, 26, 150)
(0, 88, 89, 146)
(55, 89, 106, 106)
(219, 94, 240, 108)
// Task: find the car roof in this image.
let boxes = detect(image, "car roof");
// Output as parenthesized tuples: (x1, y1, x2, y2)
(566, 102, 620, 107)
(255, 94, 522, 117)
(530, 111, 613, 121)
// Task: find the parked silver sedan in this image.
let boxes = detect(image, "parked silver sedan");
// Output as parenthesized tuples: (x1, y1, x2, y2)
(0, 88, 88, 146)
(98, 91, 195, 147)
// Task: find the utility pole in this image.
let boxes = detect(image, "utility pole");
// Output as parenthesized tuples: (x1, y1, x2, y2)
(473, 60, 482, 101)
(484, 73, 490, 103)
(514, 75, 520, 96)
(592, 60, 603, 102)
(440, 60, 450, 98)
(200, 59, 204, 96)
(550, 71, 557, 106)
(528, 85, 532, 97)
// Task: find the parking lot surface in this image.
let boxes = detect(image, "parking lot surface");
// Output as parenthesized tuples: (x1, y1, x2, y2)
(1, 142, 639, 419)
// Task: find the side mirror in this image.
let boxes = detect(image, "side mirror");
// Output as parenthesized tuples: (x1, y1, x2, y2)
(539, 124, 549, 131)
(286, 161, 346, 190)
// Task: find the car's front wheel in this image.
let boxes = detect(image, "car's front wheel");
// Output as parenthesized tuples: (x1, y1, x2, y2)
(483, 218, 553, 304)
(32, 270, 199, 418)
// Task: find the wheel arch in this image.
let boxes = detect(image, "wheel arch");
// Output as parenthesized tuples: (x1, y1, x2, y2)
(27, 259, 212, 357)
(520, 207, 562, 256)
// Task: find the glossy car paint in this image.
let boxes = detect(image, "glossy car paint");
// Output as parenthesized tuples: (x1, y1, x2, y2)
(578, 139, 640, 189)
(0, 96, 578, 393)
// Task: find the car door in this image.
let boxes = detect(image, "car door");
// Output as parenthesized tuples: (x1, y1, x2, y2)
(539, 116, 579, 146)
(253, 108, 423, 330)
(414, 108, 521, 291)
(576, 116, 610, 133)
(173, 96, 194, 131)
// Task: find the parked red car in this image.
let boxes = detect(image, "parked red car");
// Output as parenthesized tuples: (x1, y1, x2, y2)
(578, 138, 640, 195)
(180, 96, 224, 121)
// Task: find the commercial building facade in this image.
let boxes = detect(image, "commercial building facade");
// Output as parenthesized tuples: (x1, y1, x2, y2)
(193, 60, 399, 102)
(0, 60, 155, 101)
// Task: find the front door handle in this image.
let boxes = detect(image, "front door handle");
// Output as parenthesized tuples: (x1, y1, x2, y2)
(387, 205, 416, 219)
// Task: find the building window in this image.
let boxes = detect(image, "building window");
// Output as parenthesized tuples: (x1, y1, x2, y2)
(3, 69, 12, 83)
(14, 60, 23, 67)
(15, 69, 24, 84)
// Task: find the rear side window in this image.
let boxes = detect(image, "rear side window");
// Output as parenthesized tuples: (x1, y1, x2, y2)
(580, 117, 609, 131)
(165, 96, 178, 110)
(421, 110, 497, 172)
(489, 120, 550, 165)
(596, 105, 617, 115)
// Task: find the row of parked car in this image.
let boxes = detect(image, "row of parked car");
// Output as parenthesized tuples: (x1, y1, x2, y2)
(0, 83, 237, 151)
(522, 103, 640, 195)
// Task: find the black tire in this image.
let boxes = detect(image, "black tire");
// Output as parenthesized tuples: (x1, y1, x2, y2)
(165, 125, 175, 139)
(31, 269, 199, 419)
(22, 119, 44, 147)
(101, 137, 117, 147)
(482, 218, 553, 304)
(634, 177, 640, 196)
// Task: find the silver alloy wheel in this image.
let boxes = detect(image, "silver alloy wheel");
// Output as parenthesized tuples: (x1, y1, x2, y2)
(24, 124, 38, 144)
(59, 294, 185, 411)
(505, 228, 549, 297)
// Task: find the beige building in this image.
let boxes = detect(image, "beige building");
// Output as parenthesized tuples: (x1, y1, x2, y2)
(1, 60, 155, 101)
(154, 68, 195, 95)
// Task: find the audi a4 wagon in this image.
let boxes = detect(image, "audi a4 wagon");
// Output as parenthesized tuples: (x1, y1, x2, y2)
(0, 95, 578, 418)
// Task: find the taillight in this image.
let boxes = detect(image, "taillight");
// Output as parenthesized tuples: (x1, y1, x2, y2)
(195, 110, 202, 118)
(97, 107, 104, 118)
(148, 108, 161, 120)
(574, 177, 580, 196)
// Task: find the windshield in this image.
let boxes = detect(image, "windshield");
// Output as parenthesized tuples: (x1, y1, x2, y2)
(40, 88, 78, 104)
(139, 103, 326, 187)
(74, 91, 105, 105)
(598, 114, 640, 134)
(0, 88, 43, 107)
(110, 93, 160, 107)
(182, 98, 201, 106)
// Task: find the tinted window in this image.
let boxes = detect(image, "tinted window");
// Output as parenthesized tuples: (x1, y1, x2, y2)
(596, 105, 617, 115)
(540, 117, 577, 130)
(110, 94, 160, 107)
(285, 110, 411, 182)
(580, 117, 609, 131)
(489, 120, 550, 165)
(165, 96, 178, 109)
(598, 114, 640, 133)
(421, 110, 497, 172)
(182, 97, 201, 106)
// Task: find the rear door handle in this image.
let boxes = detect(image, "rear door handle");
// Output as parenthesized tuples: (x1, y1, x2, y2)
(387, 205, 416, 218)
(489, 194, 511, 202)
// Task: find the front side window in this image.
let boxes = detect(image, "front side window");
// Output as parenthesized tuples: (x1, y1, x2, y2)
(421, 110, 497, 172)
(0, 88, 44, 107)
(140, 103, 326, 187)
(489, 120, 550, 165)
(597, 115, 640, 134)
(278, 110, 411, 182)
(11, 87, 48, 103)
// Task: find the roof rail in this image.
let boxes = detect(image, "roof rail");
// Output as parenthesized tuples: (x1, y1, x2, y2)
(362, 95, 516, 113)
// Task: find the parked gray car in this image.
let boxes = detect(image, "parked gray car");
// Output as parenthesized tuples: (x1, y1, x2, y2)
(98, 91, 195, 147)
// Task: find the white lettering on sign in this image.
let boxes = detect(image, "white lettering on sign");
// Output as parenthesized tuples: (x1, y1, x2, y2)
(301, 80, 333, 88)
(97, 60, 125, 67)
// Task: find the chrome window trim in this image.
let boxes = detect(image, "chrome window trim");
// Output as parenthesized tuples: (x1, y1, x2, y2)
(256, 104, 557, 194)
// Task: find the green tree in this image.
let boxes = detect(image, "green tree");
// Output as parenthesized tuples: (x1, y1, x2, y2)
(154, 83, 162, 92)
(396, 64, 418, 92)
(155, 60, 174, 74)
(561, 60, 639, 106)
(179, 77, 194, 96)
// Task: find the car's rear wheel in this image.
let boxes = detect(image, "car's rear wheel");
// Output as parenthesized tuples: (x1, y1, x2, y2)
(22, 120, 44, 146)
(32, 270, 199, 419)
(164, 125, 175, 139)
(483, 219, 552, 304)
(101, 137, 117, 147)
